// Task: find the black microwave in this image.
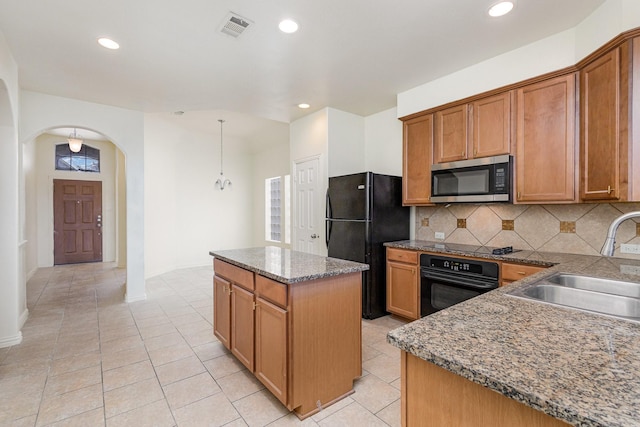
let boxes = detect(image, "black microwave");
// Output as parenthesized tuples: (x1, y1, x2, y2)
(430, 155, 512, 203)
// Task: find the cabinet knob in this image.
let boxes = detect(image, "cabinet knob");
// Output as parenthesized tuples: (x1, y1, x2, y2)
(607, 185, 615, 195)
(517, 191, 521, 200)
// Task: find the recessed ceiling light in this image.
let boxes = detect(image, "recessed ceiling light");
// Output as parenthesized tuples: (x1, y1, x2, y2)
(97, 37, 120, 50)
(488, 1, 514, 17)
(298, 103, 310, 109)
(279, 19, 299, 34)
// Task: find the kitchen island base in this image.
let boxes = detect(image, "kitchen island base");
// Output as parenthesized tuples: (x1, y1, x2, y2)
(402, 352, 570, 427)
(211, 250, 367, 420)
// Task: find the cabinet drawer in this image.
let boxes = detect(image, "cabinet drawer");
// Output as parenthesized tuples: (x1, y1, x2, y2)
(387, 248, 418, 264)
(214, 259, 255, 291)
(501, 263, 546, 282)
(256, 275, 287, 308)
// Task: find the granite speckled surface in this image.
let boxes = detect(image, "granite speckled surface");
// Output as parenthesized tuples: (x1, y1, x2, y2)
(385, 240, 640, 427)
(209, 246, 368, 284)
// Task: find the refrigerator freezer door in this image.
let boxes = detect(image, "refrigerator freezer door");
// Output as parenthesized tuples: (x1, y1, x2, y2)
(326, 220, 368, 263)
(327, 173, 369, 220)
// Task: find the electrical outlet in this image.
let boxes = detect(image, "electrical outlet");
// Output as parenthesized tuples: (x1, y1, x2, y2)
(620, 244, 640, 254)
(620, 265, 640, 276)
(435, 232, 445, 240)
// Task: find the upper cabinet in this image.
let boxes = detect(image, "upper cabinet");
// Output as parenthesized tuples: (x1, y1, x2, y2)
(402, 114, 434, 205)
(515, 73, 577, 203)
(434, 105, 468, 163)
(434, 92, 512, 164)
(471, 91, 513, 159)
(580, 38, 640, 202)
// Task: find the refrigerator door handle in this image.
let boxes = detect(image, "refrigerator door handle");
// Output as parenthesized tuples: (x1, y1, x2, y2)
(325, 219, 332, 248)
(326, 188, 332, 220)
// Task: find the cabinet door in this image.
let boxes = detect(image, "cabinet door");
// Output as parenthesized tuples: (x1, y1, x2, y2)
(403, 114, 434, 205)
(255, 297, 288, 405)
(213, 275, 231, 349)
(515, 74, 577, 203)
(500, 263, 547, 286)
(386, 261, 419, 320)
(434, 104, 468, 163)
(231, 284, 255, 371)
(471, 92, 512, 158)
(581, 49, 621, 201)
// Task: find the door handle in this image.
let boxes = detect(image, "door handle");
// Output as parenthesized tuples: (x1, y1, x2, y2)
(311, 234, 318, 239)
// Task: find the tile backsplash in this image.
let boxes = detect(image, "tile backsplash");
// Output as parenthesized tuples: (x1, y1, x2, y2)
(416, 203, 640, 260)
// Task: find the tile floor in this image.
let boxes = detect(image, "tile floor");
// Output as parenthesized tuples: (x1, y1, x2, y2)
(0, 263, 407, 426)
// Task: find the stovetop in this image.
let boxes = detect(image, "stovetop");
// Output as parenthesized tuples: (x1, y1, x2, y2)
(416, 242, 521, 257)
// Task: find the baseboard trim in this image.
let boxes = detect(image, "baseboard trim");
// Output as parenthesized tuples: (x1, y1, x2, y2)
(18, 308, 29, 329)
(125, 292, 147, 303)
(0, 332, 23, 348)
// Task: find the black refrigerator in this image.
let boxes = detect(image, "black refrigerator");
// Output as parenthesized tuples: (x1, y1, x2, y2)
(326, 172, 410, 319)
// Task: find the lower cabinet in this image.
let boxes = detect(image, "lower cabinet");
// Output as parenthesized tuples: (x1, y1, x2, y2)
(255, 296, 287, 404)
(213, 258, 362, 419)
(386, 248, 420, 320)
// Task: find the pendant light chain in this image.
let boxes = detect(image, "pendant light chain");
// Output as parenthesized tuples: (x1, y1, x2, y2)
(219, 119, 225, 176)
(215, 119, 232, 190)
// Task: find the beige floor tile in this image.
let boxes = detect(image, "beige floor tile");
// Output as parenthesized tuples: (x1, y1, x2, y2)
(351, 374, 400, 414)
(44, 365, 102, 397)
(169, 312, 204, 326)
(46, 407, 105, 427)
(310, 396, 354, 423)
(182, 328, 216, 347)
(317, 401, 388, 426)
(362, 344, 382, 362)
(376, 398, 401, 427)
(173, 393, 240, 427)
(99, 325, 140, 344)
(147, 341, 194, 367)
(36, 384, 103, 426)
(106, 399, 174, 427)
(216, 369, 265, 402)
(132, 315, 171, 330)
(0, 414, 37, 427)
(49, 351, 101, 376)
(155, 355, 206, 386)
(102, 360, 156, 391)
(103, 377, 164, 418)
(267, 413, 319, 426)
(101, 346, 149, 372)
(0, 390, 42, 424)
(362, 353, 401, 383)
(203, 353, 245, 379)
(163, 372, 221, 410)
(390, 377, 401, 390)
(233, 389, 290, 427)
(143, 331, 186, 351)
(100, 334, 144, 355)
(192, 340, 227, 362)
(138, 324, 178, 341)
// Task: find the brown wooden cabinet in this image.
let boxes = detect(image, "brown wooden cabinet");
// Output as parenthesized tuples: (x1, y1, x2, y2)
(500, 262, 547, 286)
(213, 258, 362, 419)
(386, 248, 420, 320)
(579, 38, 640, 202)
(255, 296, 287, 405)
(515, 73, 577, 203)
(434, 104, 468, 163)
(402, 352, 570, 426)
(402, 114, 434, 205)
(471, 91, 513, 158)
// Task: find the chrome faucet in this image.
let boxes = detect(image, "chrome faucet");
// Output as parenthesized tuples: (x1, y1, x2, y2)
(601, 211, 640, 256)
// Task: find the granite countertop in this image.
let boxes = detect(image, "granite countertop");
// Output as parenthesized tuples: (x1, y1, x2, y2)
(209, 246, 369, 284)
(385, 240, 640, 427)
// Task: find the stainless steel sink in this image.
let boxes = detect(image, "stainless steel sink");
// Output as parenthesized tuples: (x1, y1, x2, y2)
(507, 273, 640, 323)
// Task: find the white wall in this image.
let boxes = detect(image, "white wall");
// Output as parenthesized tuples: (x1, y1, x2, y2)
(19, 91, 146, 302)
(144, 113, 254, 277)
(327, 108, 365, 177)
(252, 142, 290, 248)
(33, 133, 116, 267)
(364, 107, 403, 176)
(0, 29, 23, 347)
(397, 0, 640, 118)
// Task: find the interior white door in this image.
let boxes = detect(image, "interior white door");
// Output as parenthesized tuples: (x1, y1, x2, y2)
(293, 156, 322, 255)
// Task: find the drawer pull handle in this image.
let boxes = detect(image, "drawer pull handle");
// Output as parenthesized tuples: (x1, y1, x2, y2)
(517, 271, 526, 275)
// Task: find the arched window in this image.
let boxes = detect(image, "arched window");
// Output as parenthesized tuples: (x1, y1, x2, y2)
(55, 144, 100, 172)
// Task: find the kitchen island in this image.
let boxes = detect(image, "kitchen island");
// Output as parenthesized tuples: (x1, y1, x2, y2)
(386, 241, 640, 426)
(209, 247, 369, 419)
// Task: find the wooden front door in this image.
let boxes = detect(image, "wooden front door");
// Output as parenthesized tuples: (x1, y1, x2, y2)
(54, 179, 103, 265)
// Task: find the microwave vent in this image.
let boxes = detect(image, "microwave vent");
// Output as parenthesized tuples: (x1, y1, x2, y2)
(220, 12, 253, 38)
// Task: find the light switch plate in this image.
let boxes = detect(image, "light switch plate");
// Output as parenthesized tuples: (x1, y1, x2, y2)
(435, 232, 445, 240)
(620, 244, 640, 254)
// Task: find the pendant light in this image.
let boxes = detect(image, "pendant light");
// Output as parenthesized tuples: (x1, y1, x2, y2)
(68, 128, 83, 153)
(215, 119, 232, 190)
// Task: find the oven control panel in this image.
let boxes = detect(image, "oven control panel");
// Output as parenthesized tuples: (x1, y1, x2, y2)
(421, 255, 499, 280)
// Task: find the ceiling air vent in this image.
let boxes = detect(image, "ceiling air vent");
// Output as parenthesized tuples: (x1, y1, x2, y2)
(219, 12, 253, 38)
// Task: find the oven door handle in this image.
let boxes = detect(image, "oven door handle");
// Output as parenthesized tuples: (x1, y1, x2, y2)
(421, 269, 498, 290)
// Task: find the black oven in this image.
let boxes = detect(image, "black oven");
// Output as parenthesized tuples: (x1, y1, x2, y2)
(420, 254, 499, 317)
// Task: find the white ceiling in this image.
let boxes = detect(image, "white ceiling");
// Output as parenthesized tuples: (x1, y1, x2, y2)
(0, 0, 605, 126)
